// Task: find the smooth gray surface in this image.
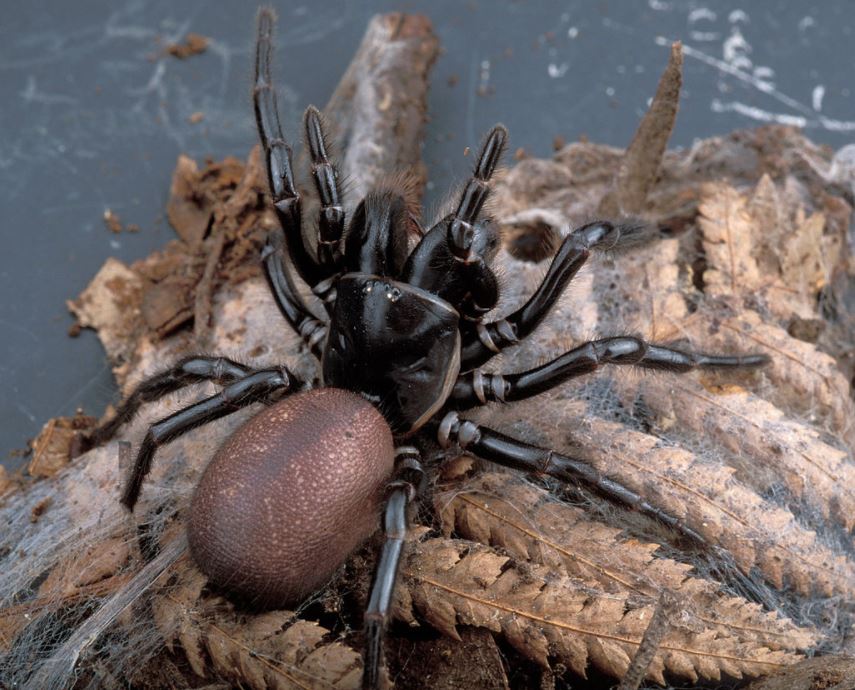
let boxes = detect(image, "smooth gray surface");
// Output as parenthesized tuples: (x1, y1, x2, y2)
(2, 1, 853, 466)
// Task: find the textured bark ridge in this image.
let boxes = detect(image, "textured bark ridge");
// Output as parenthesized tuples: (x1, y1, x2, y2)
(2, 17, 854, 690)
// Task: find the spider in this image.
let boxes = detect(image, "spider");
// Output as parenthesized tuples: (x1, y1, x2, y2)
(87, 9, 769, 689)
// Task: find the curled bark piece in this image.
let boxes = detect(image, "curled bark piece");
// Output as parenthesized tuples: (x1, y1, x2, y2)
(598, 41, 682, 217)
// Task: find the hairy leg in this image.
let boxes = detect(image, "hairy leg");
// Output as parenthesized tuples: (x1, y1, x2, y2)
(87, 356, 252, 448)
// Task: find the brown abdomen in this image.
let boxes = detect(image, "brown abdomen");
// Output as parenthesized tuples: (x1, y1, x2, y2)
(188, 388, 394, 608)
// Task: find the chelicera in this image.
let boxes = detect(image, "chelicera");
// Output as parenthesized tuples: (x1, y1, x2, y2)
(88, 9, 769, 689)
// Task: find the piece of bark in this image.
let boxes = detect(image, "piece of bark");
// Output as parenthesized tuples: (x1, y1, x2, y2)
(598, 41, 682, 217)
(317, 13, 438, 203)
(166, 155, 214, 245)
(67, 257, 146, 370)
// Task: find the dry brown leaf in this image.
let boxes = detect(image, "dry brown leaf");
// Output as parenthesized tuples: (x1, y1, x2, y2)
(484, 163, 854, 602)
(28, 412, 97, 478)
(693, 180, 855, 445)
(152, 559, 361, 690)
(698, 183, 765, 297)
(631, 372, 855, 531)
(436, 472, 818, 651)
(477, 393, 855, 598)
(398, 537, 805, 685)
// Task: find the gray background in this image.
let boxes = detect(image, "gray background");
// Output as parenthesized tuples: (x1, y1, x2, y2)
(2, 1, 853, 468)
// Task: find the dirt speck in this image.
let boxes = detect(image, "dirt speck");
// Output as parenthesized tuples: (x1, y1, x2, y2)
(30, 496, 52, 523)
(164, 33, 209, 60)
(103, 209, 123, 234)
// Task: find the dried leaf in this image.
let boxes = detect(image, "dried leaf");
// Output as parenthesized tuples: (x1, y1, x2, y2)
(632, 372, 855, 531)
(694, 180, 855, 445)
(0, 466, 14, 499)
(437, 473, 818, 651)
(28, 412, 97, 478)
(153, 559, 361, 690)
(399, 538, 805, 685)
(167, 155, 212, 245)
(697, 183, 765, 297)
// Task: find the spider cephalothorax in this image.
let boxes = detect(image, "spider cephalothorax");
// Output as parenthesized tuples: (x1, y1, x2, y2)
(87, 9, 769, 689)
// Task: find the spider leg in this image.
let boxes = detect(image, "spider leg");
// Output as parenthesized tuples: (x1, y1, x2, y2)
(122, 366, 301, 511)
(401, 214, 500, 319)
(460, 221, 651, 370)
(363, 447, 423, 690)
(304, 106, 345, 272)
(398, 126, 507, 318)
(447, 125, 508, 262)
(261, 237, 327, 358)
(437, 412, 708, 546)
(451, 336, 769, 408)
(254, 9, 323, 287)
(86, 356, 252, 448)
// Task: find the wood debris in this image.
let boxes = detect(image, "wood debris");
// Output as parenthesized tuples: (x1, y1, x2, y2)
(28, 411, 97, 478)
(163, 33, 209, 60)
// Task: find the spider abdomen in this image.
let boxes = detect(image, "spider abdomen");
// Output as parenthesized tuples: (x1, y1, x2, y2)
(187, 388, 394, 607)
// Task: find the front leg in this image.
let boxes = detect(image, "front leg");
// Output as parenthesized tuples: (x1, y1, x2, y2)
(304, 106, 346, 272)
(460, 221, 654, 370)
(451, 336, 769, 408)
(254, 9, 324, 287)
